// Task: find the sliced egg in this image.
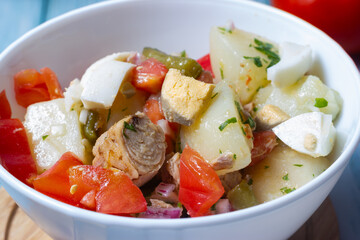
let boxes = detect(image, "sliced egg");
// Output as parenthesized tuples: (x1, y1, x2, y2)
(268, 42, 312, 88)
(272, 112, 336, 157)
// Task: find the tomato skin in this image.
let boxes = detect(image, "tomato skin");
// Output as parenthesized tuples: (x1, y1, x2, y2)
(143, 98, 179, 154)
(271, 0, 360, 54)
(144, 98, 164, 124)
(0, 119, 37, 186)
(179, 145, 224, 217)
(250, 131, 278, 167)
(40, 67, 64, 99)
(0, 90, 12, 119)
(132, 58, 168, 94)
(69, 165, 147, 214)
(33, 152, 83, 202)
(197, 54, 214, 77)
(96, 170, 147, 214)
(13, 67, 63, 108)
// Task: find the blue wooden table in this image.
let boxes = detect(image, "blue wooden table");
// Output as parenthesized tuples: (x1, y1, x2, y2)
(1, 0, 359, 239)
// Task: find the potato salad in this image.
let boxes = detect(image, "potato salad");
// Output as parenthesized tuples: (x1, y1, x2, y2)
(0, 22, 341, 218)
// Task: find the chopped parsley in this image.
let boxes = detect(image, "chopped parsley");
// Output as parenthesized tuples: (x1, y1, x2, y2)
(218, 27, 232, 34)
(264, 165, 269, 169)
(42, 135, 49, 140)
(233, 154, 237, 159)
(282, 174, 289, 181)
(107, 109, 111, 122)
(244, 116, 256, 129)
(241, 126, 246, 136)
(256, 86, 263, 92)
(71, 107, 74, 111)
(211, 92, 218, 99)
(280, 187, 296, 194)
(180, 50, 186, 57)
(123, 121, 137, 139)
(294, 164, 303, 167)
(248, 178, 253, 185)
(219, 149, 222, 154)
(252, 38, 280, 68)
(314, 98, 328, 108)
(220, 67, 224, 79)
(244, 56, 263, 67)
(253, 107, 258, 112)
(234, 101, 244, 122)
(124, 121, 137, 132)
(177, 202, 183, 208)
(219, 117, 237, 131)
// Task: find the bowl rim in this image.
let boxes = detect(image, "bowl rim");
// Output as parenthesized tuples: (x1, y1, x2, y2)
(1, 0, 360, 229)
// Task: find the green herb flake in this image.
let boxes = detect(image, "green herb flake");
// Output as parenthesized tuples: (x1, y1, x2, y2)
(71, 108, 74, 111)
(282, 173, 289, 181)
(233, 154, 237, 159)
(252, 38, 280, 68)
(123, 121, 137, 139)
(245, 116, 256, 129)
(253, 107, 258, 112)
(211, 92, 218, 99)
(241, 126, 246, 136)
(220, 67, 224, 79)
(294, 164, 303, 167)
(234, 101, 245, 122)
(312, 173, 315, 177)
(219, 149, 223, 154)
(177, 202, 183, 208)
(180, 50, 186, 57)
(248, 178, 253, 185)
(210, 203, 217, 211)
(42, 135, 49, 140)
(219, 117, 237, 131)
(107, 109, 111, 122)
(314, 98, 328, 108)
(124, 121, 137, 132)
(256, 86, 263, 92)
(244, 56, 263, 67)
(264, 165, 269, 169)
(280, 187, 296, 194)
(218, 27, 232, 34)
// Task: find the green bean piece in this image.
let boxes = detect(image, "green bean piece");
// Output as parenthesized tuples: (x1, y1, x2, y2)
(83, 110, 99, 144)
(142, 47, 203, 79)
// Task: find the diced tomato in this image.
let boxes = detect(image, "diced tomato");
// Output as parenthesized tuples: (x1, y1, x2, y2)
(0, 90, 12, 119)
(132, 58, 168, 94)
(144, 98, 164, 124)
(33, 152, 83, 202)
(69, 165, 147, 214)
(96, 170, 147, 214)
(69, 165, 106, 203)
(144, 98, 179, 153)
(179, 145, 224, 217)
(0, 119, 37, 186)
(197, 54, 214, 77)
(40, 67, 64, 99)
(80, 189, 97, 210)
(250, 131, 278, 167)
(14, 67, 63, 108)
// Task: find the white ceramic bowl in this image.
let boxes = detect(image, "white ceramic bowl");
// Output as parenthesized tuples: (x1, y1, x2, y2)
(1, 0, 360, 239)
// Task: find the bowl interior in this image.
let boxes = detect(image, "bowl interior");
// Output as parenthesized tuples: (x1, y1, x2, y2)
(0, 0, 360, 229)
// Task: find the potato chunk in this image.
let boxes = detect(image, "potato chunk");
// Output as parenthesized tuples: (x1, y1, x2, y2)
(24, 99, 89, 172)
(253, 75, 342, 120)
(210, 26, 278, 104)
(245, 143, 330, 203)
(180, 82, 252, 175)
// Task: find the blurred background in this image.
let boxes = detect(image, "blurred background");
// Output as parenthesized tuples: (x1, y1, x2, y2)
(1, 0, 359, 239)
